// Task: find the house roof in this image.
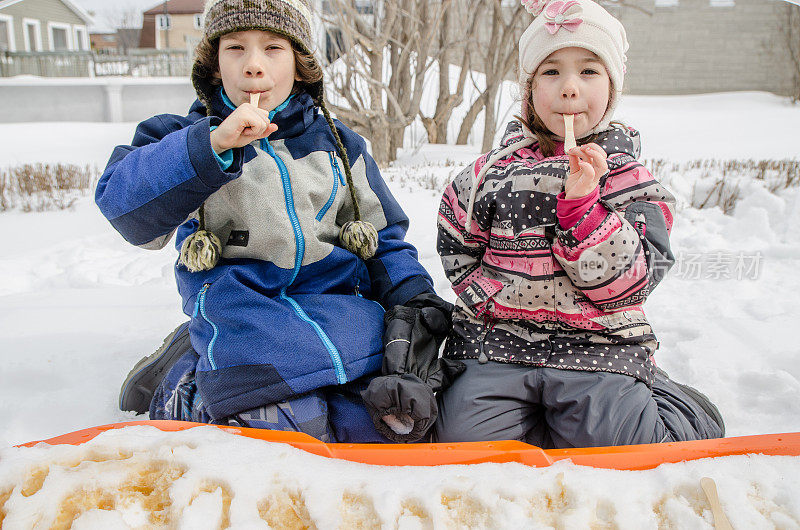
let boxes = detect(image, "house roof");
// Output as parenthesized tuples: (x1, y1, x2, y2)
(143, 0, 204, 15)
(0, 0, 94, 25)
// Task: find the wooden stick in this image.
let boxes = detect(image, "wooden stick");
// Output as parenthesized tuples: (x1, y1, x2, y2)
(250, 92, 260, 107)
(563, 114, 576, 152)
(700, 477, 733, 530)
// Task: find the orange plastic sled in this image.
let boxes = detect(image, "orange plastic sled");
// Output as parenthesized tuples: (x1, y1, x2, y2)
(18, 420, 800, 470)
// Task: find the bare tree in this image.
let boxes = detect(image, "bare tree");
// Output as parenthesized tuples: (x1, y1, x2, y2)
(454, 0, 527, 152)
(103, 4, 142, 53)
(103, 4, 141, 30)
(418, 5, 482, 144)
(321, 0, 451, 165)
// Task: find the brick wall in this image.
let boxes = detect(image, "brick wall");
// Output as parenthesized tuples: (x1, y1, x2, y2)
(618, 0, 797, 96)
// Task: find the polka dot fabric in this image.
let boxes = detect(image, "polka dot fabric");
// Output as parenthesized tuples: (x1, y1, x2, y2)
(444, 307, 657, 386)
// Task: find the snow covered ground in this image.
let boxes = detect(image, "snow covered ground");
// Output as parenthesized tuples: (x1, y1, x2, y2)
(1, 91, 799, 527)
(2, 425, 799, 528)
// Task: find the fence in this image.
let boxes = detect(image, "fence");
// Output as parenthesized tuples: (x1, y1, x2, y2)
(0, 77, 197, 123)
(0, 50, 193, 78)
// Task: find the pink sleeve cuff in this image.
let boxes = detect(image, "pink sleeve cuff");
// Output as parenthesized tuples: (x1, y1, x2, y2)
(557, 186, 600, 229)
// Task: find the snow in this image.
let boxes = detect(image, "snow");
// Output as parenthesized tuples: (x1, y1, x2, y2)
(0, 77, 190, 87)
(616, 92, 796, 161)
(2, 425, 800, 528)
(1, 91, 799, 527)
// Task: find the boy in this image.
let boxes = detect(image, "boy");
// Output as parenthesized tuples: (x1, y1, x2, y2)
(97, 0, 461, 443)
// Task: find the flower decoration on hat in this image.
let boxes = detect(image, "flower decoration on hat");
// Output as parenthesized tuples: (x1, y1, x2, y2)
(521, 0, 549, 16)
(543, 0, 584, 34)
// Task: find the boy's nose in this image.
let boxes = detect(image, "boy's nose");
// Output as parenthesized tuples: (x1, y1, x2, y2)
(244, 59, 264, 78)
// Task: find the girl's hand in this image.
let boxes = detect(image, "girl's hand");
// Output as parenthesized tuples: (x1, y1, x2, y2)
(210, 103, 278, 154)
(565, 143, 608, 199)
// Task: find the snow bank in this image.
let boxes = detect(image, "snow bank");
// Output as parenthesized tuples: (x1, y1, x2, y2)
(2, 426, 798, 529)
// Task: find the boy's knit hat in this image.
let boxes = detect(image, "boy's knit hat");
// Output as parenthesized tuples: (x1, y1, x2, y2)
(518, 0, 629, 135)
(203, 0, 314, 47)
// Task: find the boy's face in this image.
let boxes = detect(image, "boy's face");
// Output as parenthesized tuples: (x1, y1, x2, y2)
(217, 30, 299, 111)
(530, 47, 610, 140)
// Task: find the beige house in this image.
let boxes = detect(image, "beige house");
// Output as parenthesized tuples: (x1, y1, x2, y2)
(0, 0, 91, 52)
(139, 0, 204, 51)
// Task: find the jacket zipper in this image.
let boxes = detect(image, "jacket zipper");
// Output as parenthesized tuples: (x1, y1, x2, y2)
(261, 138, 347, 385)
(216, 92, 346, 382)
(316, 152, 343, 221)
(193, 284, 219, 370)
(477, 318, 497, 364)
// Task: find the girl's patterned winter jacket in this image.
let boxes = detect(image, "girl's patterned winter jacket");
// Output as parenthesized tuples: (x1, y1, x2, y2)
(96, 90, 434, 420)
(437, 121, 676, 385)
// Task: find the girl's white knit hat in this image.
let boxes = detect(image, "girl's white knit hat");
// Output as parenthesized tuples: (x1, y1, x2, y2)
(518, 0, 629, 135)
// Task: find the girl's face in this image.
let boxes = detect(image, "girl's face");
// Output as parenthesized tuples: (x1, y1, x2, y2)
(529, 47, 611, 140)
(217, 30, 299, 111)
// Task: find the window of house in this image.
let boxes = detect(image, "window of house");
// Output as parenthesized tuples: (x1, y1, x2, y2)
(355, 0, 373, 14)
(24, 19, 42, 51)
(51, 27, 69, 50)
(709, 0, 734, 6)
(74, 26, 87, 50)
(156, 14, 172, 30)
(0, 15, 14, 52)
(27, 24, 36, 50)
(194, 13, 203, 29)
(325, 27, 344, 63)
(654, 0, 679, 6)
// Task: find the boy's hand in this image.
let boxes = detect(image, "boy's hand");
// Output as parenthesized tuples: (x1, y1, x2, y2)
(210, 103, 278, 154)
(565, 143, 608, 199)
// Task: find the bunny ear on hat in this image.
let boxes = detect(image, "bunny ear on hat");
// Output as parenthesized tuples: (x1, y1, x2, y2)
(521, 0, 550, 16)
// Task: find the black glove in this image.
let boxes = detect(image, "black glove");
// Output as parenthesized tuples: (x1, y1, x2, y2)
(363, 293, 466, 442)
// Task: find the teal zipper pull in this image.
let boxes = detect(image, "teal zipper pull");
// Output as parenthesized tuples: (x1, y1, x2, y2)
(331, 152, 346, 186)
(193, 284, 209, 318)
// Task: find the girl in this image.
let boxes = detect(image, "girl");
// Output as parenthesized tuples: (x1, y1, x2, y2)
(434, 0, 724, 447)
(97, 0, 457, 443)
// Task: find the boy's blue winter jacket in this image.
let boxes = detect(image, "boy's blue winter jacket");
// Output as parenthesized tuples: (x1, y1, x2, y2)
(96, 90, 434, 420)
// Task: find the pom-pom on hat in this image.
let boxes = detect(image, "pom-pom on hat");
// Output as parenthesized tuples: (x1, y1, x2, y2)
(518, 0, 629, 135)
